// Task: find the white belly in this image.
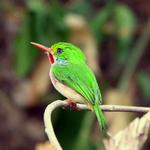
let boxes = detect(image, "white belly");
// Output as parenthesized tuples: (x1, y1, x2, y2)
(49, 70, 85, 103)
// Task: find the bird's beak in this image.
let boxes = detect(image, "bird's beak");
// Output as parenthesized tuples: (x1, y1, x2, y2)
(30, 42, 50, 52)
(31, 42, 54, 64)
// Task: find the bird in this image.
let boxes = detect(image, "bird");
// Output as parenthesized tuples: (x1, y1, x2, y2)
(31, 42, 106, 130)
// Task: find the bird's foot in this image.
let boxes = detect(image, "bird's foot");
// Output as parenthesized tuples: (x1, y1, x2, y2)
(63, 99, 78, 111)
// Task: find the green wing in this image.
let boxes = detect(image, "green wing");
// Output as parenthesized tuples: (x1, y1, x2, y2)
(51, 63, 102, 104)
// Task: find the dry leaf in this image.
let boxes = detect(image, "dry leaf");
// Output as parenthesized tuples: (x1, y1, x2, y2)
(104, 111, 150, 150)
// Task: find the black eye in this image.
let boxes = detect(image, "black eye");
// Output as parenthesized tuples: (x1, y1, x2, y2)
(57, 48, 63, 54)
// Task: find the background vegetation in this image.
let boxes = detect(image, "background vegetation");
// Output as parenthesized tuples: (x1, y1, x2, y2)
(0, 0, 150, 150)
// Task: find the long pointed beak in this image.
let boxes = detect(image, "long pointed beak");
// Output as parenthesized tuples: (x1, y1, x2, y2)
(31, 42, 54, 64)
(30, 42, 51, 52)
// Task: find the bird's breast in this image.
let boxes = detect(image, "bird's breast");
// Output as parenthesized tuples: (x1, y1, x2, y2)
(49, 70, 85, 103)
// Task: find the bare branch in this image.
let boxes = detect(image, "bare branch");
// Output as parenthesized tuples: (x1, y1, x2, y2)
(44, 100, 150, 150)
(44, 100, 63, 150)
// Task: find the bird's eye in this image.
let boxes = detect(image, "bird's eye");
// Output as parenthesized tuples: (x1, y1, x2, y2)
(57, 48, 63, 54)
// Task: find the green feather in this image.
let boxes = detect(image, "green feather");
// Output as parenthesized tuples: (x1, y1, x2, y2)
(52, 62, 106, 130)
(52, 63, 100, 104)
(94, 102, 106, 130)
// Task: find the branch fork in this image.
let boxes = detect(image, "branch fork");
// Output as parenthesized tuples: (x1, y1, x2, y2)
(44, 100, 150, 150)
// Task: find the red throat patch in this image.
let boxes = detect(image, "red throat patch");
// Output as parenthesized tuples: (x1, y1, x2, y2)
(48, 53, 54, 64)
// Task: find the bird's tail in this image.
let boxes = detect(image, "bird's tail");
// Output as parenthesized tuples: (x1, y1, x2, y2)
(94, 102, 106, 130)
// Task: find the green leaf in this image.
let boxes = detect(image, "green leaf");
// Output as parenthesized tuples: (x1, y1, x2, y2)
(14, 15, 32, 77)
(113, 4, 136, 65)
(69, 0, 91, 17)
(14, 13, 40, 77)
(91, 6, 110, 42)
(45, 1, 69, 44)
(137, 72, 150, 100)
(73, 112, 95, 150)
(14, 0, 69, 77)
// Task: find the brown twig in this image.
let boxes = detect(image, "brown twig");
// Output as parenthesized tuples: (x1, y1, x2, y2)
(44, 100, 150, 150)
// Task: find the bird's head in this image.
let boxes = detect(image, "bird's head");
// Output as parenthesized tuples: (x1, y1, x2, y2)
(31, 42, 85, 64)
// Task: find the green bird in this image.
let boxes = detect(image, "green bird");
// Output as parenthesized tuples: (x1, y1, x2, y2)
(31, 42, 106, 130)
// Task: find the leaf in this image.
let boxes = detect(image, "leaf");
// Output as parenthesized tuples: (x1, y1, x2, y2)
(113, 4, 137, 65)
(14, 0, 69, 77)
(91, 6, 110, 42)
(137, 72, 150, 100)
(73, 112, 95, 150)
(69, 0, 91, 17)
(43, 1, 69, 44)
(104, 111, 150, 150)
(14, 15, 33, 77)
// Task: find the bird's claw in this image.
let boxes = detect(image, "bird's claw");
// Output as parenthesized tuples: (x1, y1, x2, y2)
(63, 99, 78, 111)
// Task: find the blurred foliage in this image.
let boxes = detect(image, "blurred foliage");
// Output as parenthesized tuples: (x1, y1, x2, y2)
(69, 0, 92, 17)
(114, 4, 136, 65)
(91, 5, 111, 42)
(91, 3, 136, 65)
(14, 0, 137, 77)
(14, 0, 69, 77)
(137, 72, 150, 100)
